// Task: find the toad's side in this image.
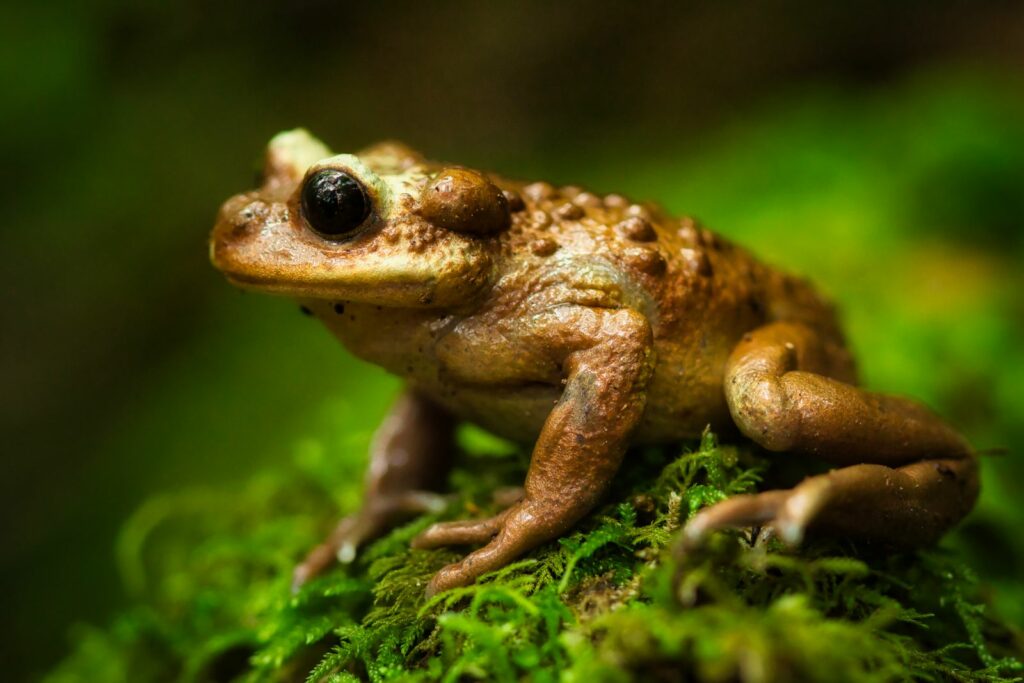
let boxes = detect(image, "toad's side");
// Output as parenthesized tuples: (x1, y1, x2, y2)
(210, 131, 977, 596)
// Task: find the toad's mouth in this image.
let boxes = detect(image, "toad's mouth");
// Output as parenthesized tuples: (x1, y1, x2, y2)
(209, 229, 494, 309)
(218, 266, 442, 305)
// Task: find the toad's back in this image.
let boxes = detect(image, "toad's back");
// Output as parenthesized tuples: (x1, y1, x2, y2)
(470, 179, 854, 443)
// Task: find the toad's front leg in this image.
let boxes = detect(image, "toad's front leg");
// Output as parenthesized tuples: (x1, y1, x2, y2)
(414, 308, 653, 596)
(292, 390, 455, 590)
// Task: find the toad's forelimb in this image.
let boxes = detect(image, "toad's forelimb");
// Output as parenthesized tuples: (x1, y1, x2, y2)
(415, 307, 654, 596)
(292, 391, 454, 592)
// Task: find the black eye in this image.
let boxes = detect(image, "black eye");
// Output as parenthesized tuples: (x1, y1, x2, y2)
(300, 169, 370, 238)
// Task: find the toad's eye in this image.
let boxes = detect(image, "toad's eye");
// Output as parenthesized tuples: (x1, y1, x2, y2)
(300, 169, 371, 238)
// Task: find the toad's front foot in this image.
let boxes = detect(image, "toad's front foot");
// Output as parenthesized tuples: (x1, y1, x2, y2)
(412, 498, 574, 597)
(292, 490, 447, 592)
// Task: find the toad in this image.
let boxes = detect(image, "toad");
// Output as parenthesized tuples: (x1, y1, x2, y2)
(209, 130, 977, 596)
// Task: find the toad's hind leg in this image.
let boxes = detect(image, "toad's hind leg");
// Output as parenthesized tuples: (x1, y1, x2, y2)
(683, 322, 978, 551)
(682, 458, 978, 550)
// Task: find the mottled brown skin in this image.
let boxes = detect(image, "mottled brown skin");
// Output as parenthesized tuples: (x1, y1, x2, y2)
(210, 130, 978, 597)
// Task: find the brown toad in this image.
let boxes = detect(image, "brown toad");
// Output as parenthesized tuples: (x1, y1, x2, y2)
(209, 130, 977, 596)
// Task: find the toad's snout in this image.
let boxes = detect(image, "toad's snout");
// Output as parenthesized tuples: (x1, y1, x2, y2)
(209, 193, 295, 280)
(217, 193, 271, 238)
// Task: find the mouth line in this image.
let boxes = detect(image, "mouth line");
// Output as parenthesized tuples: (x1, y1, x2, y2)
(219, 270, 440, 307)
(221, 271, 304, 296)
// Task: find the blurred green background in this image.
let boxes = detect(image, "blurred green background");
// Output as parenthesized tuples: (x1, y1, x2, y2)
(3, 2, 1023, 679)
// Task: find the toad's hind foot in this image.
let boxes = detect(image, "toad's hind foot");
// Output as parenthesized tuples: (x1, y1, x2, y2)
(679, 456, 978, 556)
(689, 319, 979, 557)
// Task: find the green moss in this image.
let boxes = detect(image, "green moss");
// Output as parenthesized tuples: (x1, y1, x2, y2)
(44, 432, 1022, 682)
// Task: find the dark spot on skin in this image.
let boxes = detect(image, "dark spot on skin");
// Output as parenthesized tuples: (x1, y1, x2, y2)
(575, 433, 585, 445)
(376, 305, 383, 311)
(299, 306, 313, 316)
(935, 463, 956, 478)
(349, 315, 356, 321)
(406, 366, 414, 373)
(333, 302, 345, 315)
(749, 298, 764, 316)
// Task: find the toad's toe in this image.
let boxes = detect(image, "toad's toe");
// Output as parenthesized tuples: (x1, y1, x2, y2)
(679, 489, 790, 554)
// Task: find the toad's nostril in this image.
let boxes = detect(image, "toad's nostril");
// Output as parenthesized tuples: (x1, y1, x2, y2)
(216, 192, 261, 224)
(226, 199, 270, 237)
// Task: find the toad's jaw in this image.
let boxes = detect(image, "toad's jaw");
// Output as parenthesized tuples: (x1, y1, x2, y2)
(210, 211, 494, 308)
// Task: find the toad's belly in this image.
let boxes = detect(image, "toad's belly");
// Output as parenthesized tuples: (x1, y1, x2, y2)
(415, 338, 734, 446)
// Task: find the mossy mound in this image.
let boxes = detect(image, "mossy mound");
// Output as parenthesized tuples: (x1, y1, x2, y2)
(45, 433, 1022, 682)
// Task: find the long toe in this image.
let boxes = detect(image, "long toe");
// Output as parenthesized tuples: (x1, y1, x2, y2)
(424, 562, 472, 598)
(411, 509, 511, 549)
(775, 477, 833, 546)
(292, 540, 339, 593)
(680, 490, 789, 553)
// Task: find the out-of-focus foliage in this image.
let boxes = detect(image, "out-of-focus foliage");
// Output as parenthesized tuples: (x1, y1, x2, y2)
(44, 433, 1022, 682)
